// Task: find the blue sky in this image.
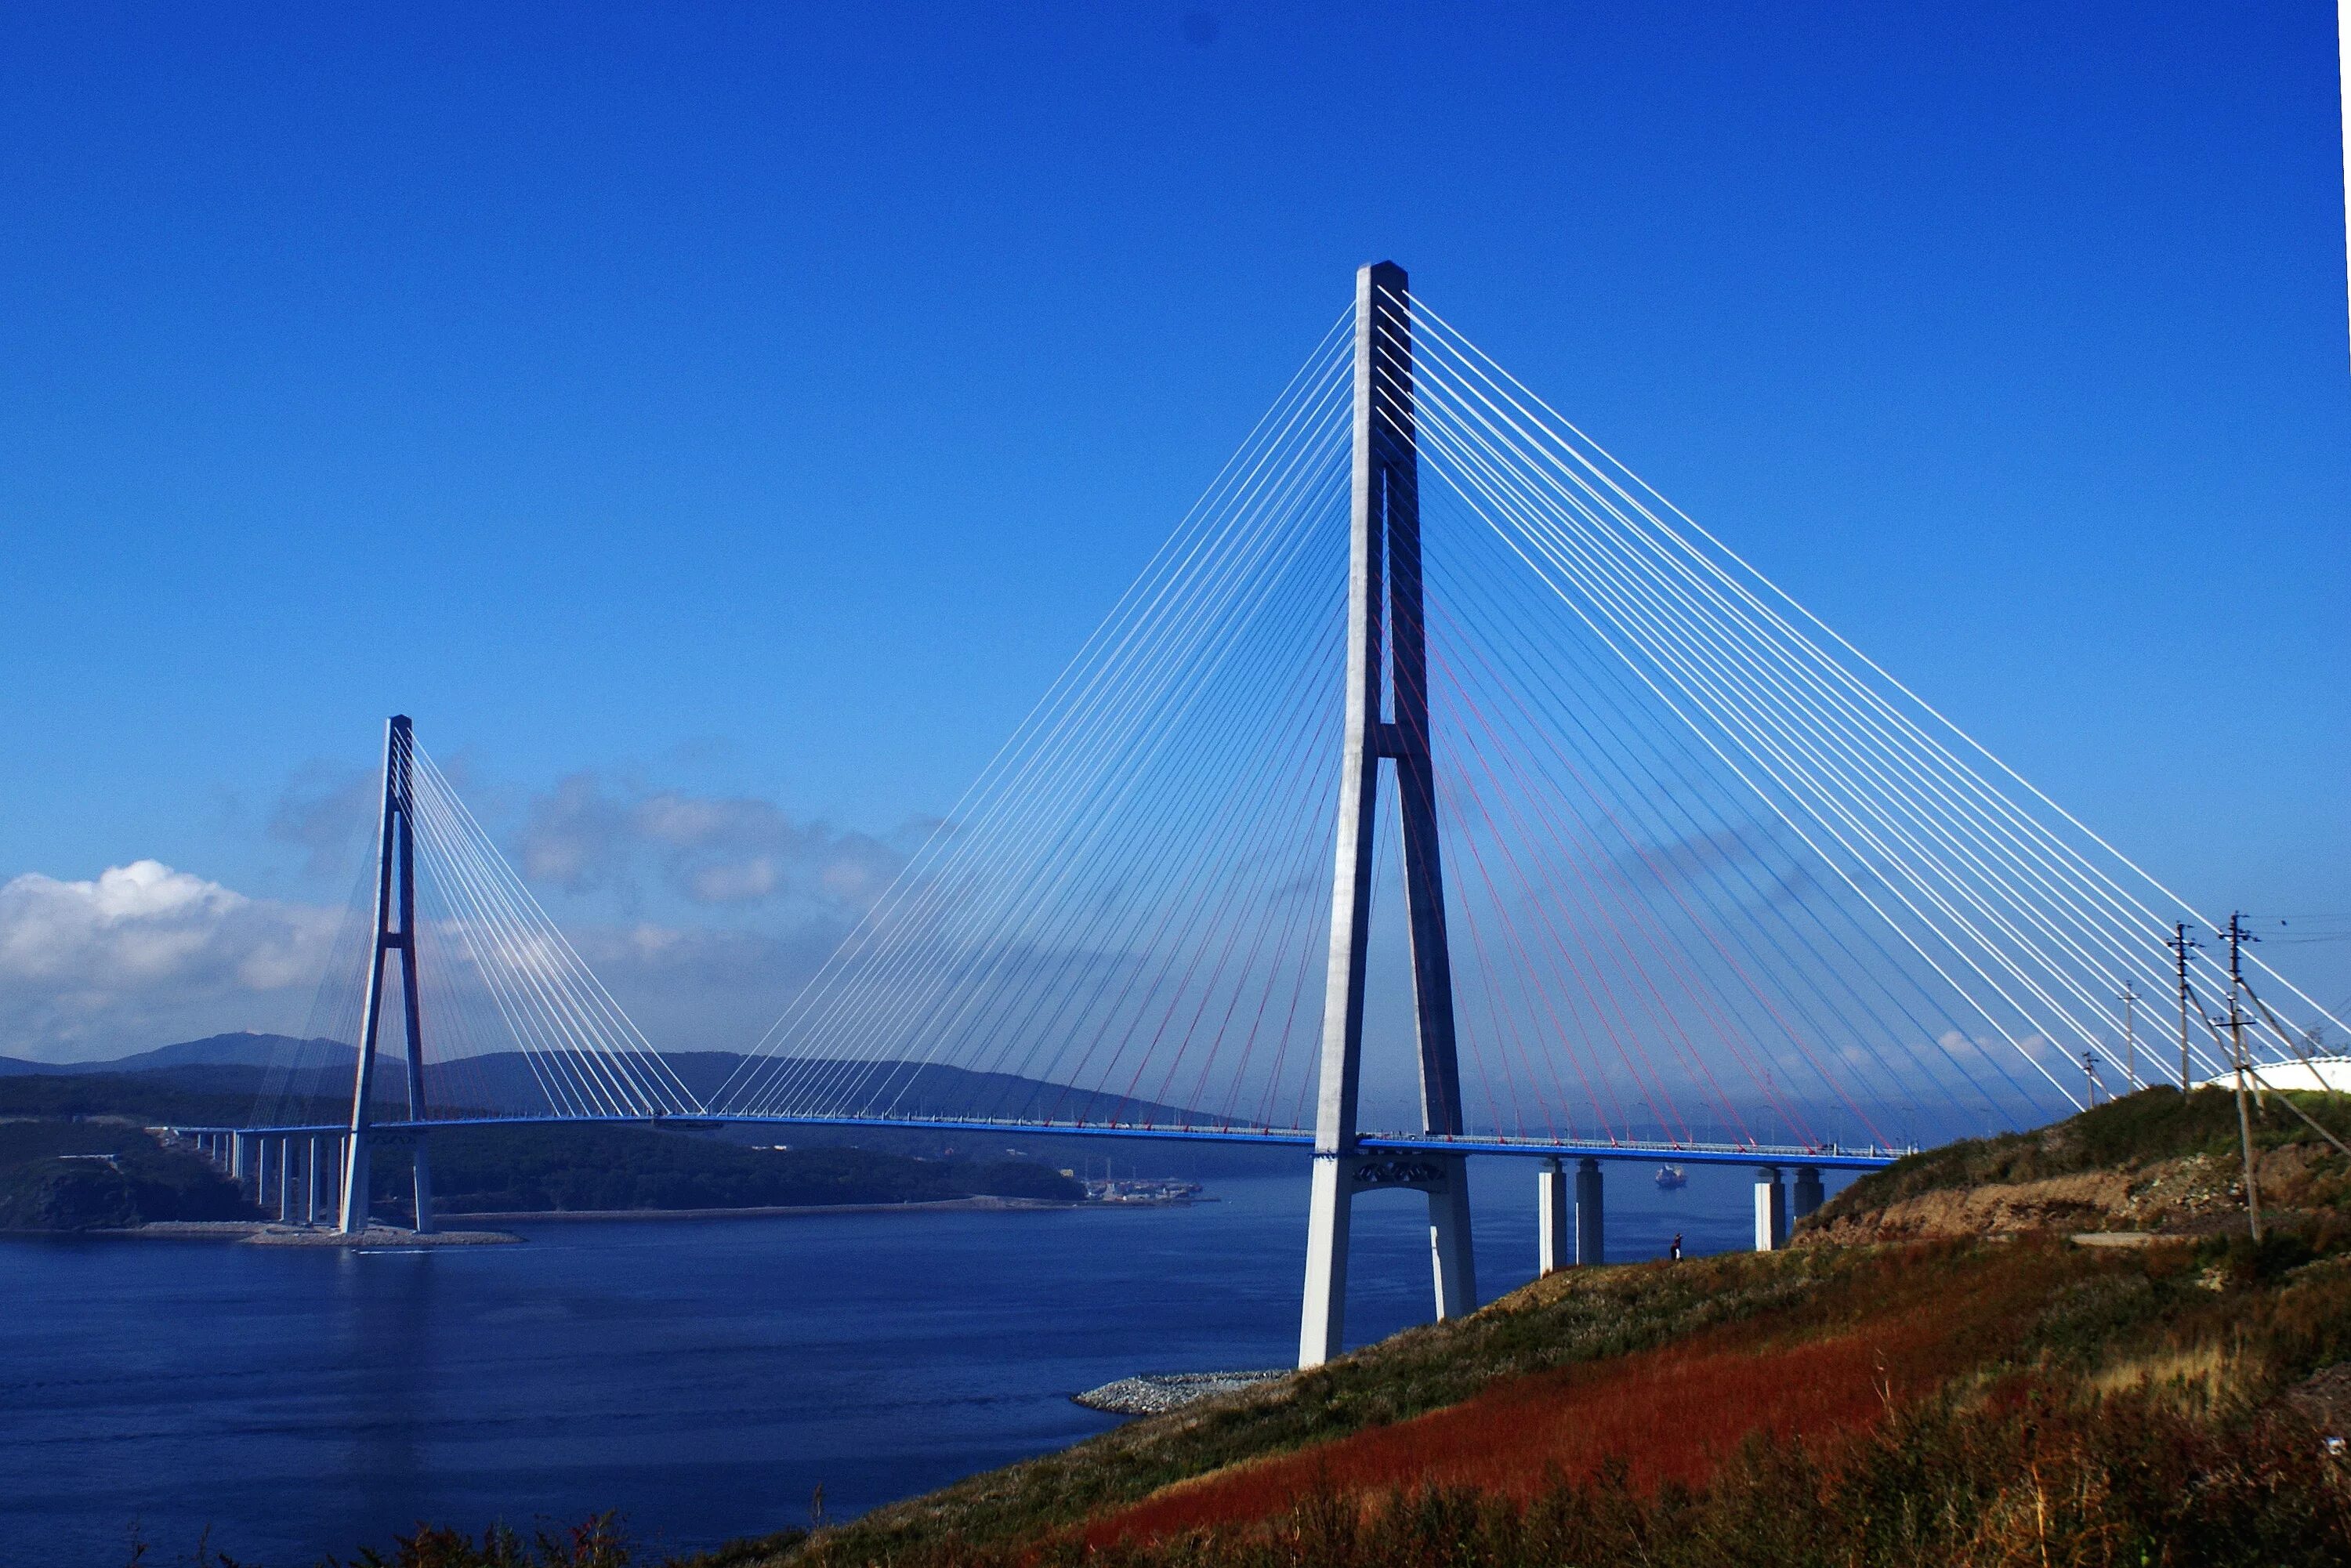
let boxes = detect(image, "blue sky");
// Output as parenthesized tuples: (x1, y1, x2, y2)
(2, 2, 2346, 1060)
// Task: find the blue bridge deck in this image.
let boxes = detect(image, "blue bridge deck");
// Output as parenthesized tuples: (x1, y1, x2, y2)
(172, 1113, 1908, 1171)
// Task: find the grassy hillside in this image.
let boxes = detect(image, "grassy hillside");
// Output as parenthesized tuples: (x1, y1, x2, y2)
(749, 1233, 2350, 1566)
(0, 1121, 252, 1229)
(716, 1088, 2351, 1567)
(1806, 1085, 2351, 1244)
(162, 1089, 2351, 1564)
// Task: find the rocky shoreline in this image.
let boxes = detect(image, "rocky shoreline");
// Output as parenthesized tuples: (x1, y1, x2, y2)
(34, 1221, 525, 1247)
(1073, 1369, 1288, 1416)
(448, 1194, 1083, 1222)
(5, 1194, 1096, 1244)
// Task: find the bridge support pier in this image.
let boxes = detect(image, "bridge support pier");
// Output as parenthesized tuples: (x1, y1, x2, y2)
(277, 1137, 293, 1223)
(1537, 1157, 1567, 1273)
(1300, 1157, 1352, 1359)
(1575, 1157, 1605, 1266)
(342, 1134, 371, 1231)
(230, 1132, 250, 1193)
(1426, 1158, 1474, 1320)
(1791, 1165, 1824, 1227)
(412, 1133, 435, 1235)
(1754, 1167, 1788, 1251)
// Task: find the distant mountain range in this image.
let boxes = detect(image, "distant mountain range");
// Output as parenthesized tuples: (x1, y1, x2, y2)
(0, 1033, 353, 1077)
(0, 1035, 1887, 1150)
(0, 1035, 1202, 1127)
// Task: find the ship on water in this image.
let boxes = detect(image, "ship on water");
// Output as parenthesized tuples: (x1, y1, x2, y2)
(1084, 1176, 1204, 1204)
(1654, 1165, 1688, 1191)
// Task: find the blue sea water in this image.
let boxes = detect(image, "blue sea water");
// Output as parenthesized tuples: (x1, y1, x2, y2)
(0, 1161, 1812, 1567)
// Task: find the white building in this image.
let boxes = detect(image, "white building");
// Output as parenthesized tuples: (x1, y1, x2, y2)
(2195, 1056, 2351, 1095)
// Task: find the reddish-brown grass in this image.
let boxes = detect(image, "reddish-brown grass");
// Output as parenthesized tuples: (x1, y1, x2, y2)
(1085, 1247, 2052, 1550)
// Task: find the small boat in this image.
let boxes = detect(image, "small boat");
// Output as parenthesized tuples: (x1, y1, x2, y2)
(1654, 1165, 1687, 1191)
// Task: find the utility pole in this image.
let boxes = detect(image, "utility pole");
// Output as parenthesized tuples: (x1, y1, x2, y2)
(2121, 983, 2139, 1092)
(2084, 1048, 2100, 1108)
(2168, 922, 2199, 1094)
(2225, 911, 2262, 1243)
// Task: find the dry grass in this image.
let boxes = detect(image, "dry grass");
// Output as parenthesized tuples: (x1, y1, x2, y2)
(1077, 1243, 2065, 1551)
(2086, 1340, 2243, 1411)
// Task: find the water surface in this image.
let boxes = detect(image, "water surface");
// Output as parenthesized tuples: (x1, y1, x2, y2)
(2, 1161, 1795, 1566)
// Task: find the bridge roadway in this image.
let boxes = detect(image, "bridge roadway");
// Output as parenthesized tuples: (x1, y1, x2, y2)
(169, 1114, 1900, 1298)
(176, 1113, 1907, 1171)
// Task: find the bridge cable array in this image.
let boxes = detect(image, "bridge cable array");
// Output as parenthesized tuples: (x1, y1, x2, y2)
(255, 283, 2345, 1153)
(258, 733, 706, 1124)
(711, 284, 2345, 1149)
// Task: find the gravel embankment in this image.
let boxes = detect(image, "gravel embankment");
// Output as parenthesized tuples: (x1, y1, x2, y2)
(1073, 1370, 1288, 1416)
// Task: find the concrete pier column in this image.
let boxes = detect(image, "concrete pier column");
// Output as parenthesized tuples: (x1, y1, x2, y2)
(341, 1132, 370, 1233)
(1298, 1154, 1353, 1367)
(1753, 1167, 1788, 1251)
(230, 1132, 251, 1196)
(1427, 1162, 1474, 1320)
(277, 1138, 295, 1222)
(411, 1132, 435, 1236)
(306, 1136, 323, 1225)
(1791, 1166, 1824, 1226)
(1537, 1157, 1568, 1274)
(1575, 1157, 1605, 1266)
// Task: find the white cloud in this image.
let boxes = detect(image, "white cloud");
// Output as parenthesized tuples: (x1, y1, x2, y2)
(0, 853, 868, 1063)
(515, 773, 914, 912)
(0, 861, 342, 1061)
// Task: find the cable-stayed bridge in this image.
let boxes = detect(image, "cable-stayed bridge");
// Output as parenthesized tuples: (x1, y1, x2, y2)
(179, 263, 2346, 1367)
